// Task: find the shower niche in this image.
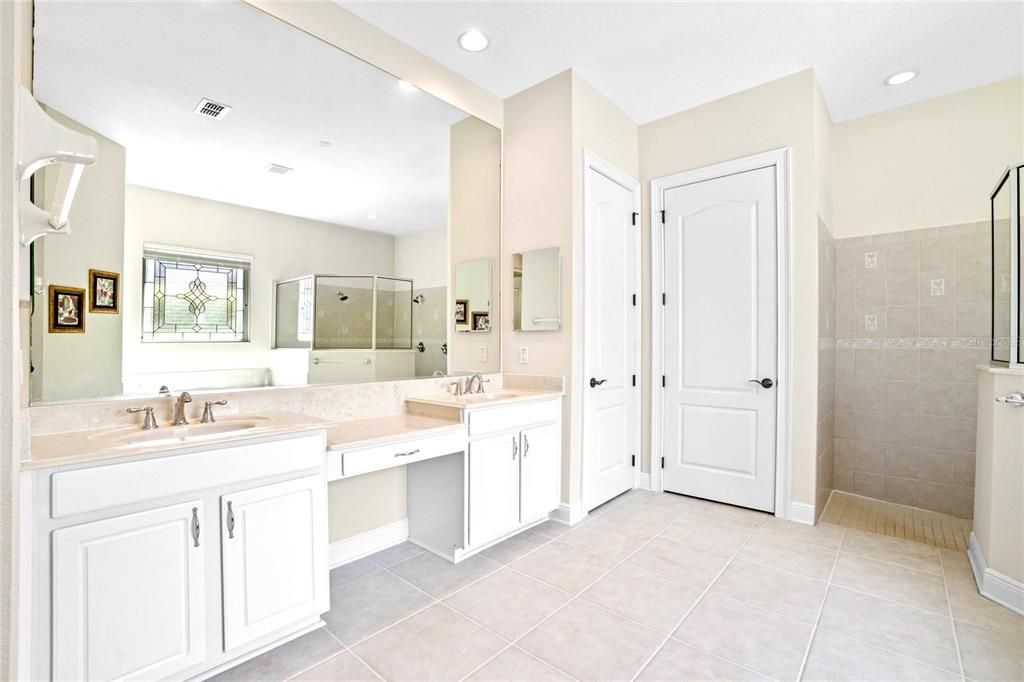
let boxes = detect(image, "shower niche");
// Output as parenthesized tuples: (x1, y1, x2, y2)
(270, 274, 420, 385)
(990, 162, 1022, 367)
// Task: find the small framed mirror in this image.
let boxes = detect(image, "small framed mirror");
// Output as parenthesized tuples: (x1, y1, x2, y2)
(454, 259, 491, 333)
(513, 247, 561, 331)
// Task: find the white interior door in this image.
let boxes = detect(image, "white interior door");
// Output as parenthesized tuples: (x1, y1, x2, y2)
(583, 154, 640, 513)
(660, 165, 778, 512)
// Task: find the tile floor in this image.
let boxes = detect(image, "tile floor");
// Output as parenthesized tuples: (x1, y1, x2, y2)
(820, 491, 972, 551)
(213, 490, 1023, 681)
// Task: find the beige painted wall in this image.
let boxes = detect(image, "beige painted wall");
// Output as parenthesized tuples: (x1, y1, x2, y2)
(832, 76, 1023, 238)
(31, 108, 125, 402)
(639, 70, 821, 508)
(121, 185, 396, 394)
(449, 117, 502, 373)
(396, 226, 447, 290)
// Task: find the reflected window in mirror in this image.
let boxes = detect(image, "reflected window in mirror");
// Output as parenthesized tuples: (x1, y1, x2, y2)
(513, 247, 560, 331)
(141, 247, 250, 343)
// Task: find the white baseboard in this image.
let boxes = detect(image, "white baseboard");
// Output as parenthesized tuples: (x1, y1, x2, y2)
(549, 502, 587, 526)
(786, 501, 816, 526)
(329, 518, 409, 568)
(968, 532, 1024, 616)
(638, 472, 652, 490)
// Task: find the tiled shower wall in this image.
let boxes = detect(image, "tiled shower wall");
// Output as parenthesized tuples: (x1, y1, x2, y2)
(817, 220, 836, 515)
(830, 222, 990, 519)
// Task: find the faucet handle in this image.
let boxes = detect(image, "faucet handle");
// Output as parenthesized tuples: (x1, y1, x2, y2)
(476, 377, 490, 394)
(126, 406, 158, 430)
(201, 400, 228, 424)
(449, 381, 463, 396)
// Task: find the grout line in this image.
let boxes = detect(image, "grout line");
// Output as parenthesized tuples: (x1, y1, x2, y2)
(795, 527, 846, 680)
(938, 551, 968, 682)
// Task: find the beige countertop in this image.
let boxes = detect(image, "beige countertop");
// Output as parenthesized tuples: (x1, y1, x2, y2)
(25, 411, 331, 471)
(404, 388, 563, 410)
(325, 414, 465, 451)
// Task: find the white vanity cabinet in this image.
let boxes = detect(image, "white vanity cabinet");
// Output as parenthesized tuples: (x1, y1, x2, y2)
(468, 432, 521, 546)
(25, 430, 329, 682)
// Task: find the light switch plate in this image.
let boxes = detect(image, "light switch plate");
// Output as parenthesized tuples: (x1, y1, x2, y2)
(519, 345, 529, 364)
(479, 345, 487, 363)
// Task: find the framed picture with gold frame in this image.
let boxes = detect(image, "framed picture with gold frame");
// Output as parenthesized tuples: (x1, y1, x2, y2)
(89, 269, 120, 313)
(48, 285, 86, 333)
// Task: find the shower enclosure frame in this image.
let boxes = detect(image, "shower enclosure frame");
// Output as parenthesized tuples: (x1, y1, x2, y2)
(989, 162, 1022, 368)
(272, 274, 414, 352)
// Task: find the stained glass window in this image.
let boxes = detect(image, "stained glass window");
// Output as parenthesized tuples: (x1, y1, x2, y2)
(142, 248, 250, 343)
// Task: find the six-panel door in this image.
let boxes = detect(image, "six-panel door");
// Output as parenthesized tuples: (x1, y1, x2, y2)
(221, 475, 329, 651)
(519, 423, 560, 523)
(52, 501, 206, 681)
(468, 431, 521, 547)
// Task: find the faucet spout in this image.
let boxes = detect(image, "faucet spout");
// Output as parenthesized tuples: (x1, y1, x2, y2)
(172, 392, 193, 426)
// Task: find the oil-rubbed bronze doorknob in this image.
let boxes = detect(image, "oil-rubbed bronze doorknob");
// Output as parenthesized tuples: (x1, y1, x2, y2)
(590, 378, 607, 388)
(749, 378, 774, 389)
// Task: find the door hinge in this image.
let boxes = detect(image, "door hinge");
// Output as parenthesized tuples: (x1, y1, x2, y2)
(662, 293, 666, 305)
(632, 374, 636, 387)
(661, 456, 665, 469)
(631, 454, 636, 467)
(631, 211, 638, 226)
(661, 375, 666, 388)
(660, 209, 666, 224)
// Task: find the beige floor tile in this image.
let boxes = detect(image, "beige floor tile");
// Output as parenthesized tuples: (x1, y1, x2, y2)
(637, 639, 769, 681)
(841, 529, 942, 575)
(367, 542, 424, 568)
(710, 558, 828, 623)
(831, 553, 949, 614)
(518, 600, 663, 681)
(628, 537, 731, 588)
(480, 530, 551, 564)
(323, 571, 433, 645)
(735, 537, 838, 580)
(330, 557, 380, 589)
(938, 548, 974, 580)
(600, 500, 685, 534)
(352, 604, 505, 681)
(510, 540, 617, 594)
(444, 568, 569, 640)
(686, 499, 769, 530)
(659, 514, 755, 555)
(582, 562, 704, 633)
(674, 592, 813, 681)
(802, 628, 960, 681)
(560, 516, 654, 560)
(955, 620, 1024, 682)
(467, 647, 572, 681)
(944, 570, 1024, 641)
(210, 629, 342, 681)
(291, 650, 380, 681)
(817, 586, 960, 673)
(628, 490, 702, 513)
(389, 551, 500, 599)
(752, 517, 846, 550)
(529, 520, 572, 539)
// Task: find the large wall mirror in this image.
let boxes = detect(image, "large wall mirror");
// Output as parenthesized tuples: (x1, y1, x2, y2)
(29, 1, 501, 403)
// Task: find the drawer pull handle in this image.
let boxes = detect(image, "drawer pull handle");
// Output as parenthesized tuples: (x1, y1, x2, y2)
(523, 434, 530, 456)
(191, 507, 200, 547)
(512, 436, 518, 460)
(395, 449, 421, 458)
(226, 501, 235, 539)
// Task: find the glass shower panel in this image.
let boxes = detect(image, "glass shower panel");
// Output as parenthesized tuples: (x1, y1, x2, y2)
(1018, 165, 1023, 363)
(992, 172, 1011, 363)
(274, 278, 313, 348)
(315, 276, 374, 349)
(375, 277, 413, 349)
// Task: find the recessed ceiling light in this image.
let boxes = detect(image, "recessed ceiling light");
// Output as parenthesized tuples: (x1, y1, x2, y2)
(457, 29, 489, 52)
(884, 70, 918, 86)
(318, 140, 332, 148)
(397, 80, 418, 93)
(366, 213, 379, 220)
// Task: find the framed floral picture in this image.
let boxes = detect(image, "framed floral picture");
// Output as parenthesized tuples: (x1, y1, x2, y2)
(89, 269, 120, 314)
(472, 311, 490, 331)
(48, 285, 86, 333)
(454, 299, 468, 324)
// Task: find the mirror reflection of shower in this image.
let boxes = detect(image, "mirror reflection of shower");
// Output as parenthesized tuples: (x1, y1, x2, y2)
(412, 294, 424, 304)
(337, 292, 349, 302)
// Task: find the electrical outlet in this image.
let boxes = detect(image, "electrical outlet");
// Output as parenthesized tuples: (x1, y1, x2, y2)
(519, 345, 529, 364)
(479, 345, 487, 363)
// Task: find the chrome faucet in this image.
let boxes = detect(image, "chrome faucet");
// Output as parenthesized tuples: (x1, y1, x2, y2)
(126, 406, 158, 430)
(172, 391, 193, 426)
(450, 380, 464, 397)
(201, 400, 228, 423)
(467, 373, 489, 394)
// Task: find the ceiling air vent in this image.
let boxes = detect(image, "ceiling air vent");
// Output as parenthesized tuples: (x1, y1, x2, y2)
(265, 163, 293, 175)
(193, 98, 232, 120)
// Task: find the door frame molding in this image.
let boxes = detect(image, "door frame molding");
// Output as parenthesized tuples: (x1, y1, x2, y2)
(649, 147, 792, 519)
(578, 150, 642, 519)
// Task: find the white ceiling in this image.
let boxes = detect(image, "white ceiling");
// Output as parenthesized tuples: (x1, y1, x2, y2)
(33, 0, 470, 235)
(343, 1, 1024, 124)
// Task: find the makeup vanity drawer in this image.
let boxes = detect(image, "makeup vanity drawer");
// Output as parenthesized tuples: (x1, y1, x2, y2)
(330, 427, 467, 479)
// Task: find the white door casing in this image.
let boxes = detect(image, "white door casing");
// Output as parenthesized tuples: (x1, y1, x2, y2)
(52, 501, 207, 681)
(221, 475, 328, 651)
(581, 151, 642, 513)
(651, 149, 791, 517)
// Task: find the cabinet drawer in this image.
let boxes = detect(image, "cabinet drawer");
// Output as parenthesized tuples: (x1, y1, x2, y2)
(337, 428, 467, 478)
(51, 432, 325, 519)
(467, 398, 560, 437)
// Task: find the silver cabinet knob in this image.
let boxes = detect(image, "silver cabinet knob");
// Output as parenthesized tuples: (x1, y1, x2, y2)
(995, 392, 1024, 408)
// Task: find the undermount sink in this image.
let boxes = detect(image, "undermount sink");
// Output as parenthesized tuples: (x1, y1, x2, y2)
(95, 418, 272, 449)
(457, 392, 518, 403)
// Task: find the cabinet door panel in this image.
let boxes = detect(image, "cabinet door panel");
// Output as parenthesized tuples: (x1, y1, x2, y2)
(468, 433, 520, 547)
(520, 423, 561, 522)
(222, 475, 328, 651)
(52, 501, 206, 681)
